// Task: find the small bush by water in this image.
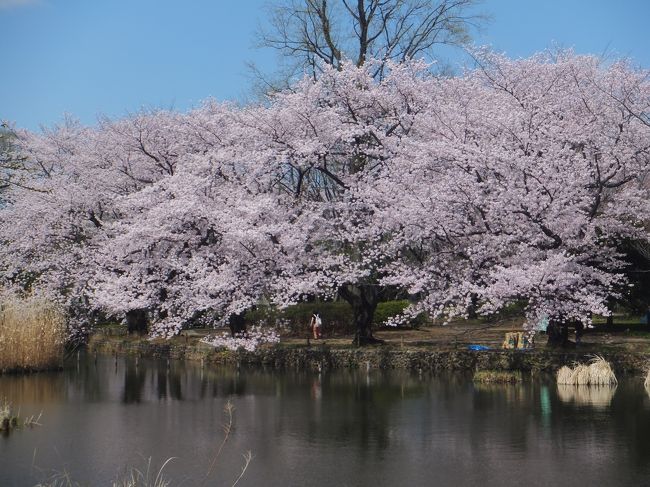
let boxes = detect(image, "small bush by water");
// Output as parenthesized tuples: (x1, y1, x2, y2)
(556, 356, 617, 386)
(0, 297, 66, 372)
(473, 370, 522, 384)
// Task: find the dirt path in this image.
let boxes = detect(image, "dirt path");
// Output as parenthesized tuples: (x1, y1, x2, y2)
(280, 319, 650, 353)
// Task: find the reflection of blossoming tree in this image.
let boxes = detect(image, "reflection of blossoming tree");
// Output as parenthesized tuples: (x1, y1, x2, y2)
(0, 51, 649, 343)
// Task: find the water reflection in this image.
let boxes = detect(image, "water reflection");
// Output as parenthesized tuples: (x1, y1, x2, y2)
(556, 384, 617, 408)
(1, 357, 650, 486)
(0, 372, 65, 404)
(123, 361, 146, 403)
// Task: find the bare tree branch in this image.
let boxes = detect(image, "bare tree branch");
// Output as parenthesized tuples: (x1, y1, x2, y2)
(255, 0, 485, 86)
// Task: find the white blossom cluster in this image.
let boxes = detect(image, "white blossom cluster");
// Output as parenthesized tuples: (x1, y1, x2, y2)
(200, 326, 281, 352)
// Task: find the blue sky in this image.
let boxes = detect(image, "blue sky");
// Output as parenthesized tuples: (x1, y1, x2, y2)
(2, 0, 649, 131)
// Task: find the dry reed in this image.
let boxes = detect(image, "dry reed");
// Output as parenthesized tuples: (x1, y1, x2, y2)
(555, 356, 617, 386)
(588, 356, 618, 386)
(556, 366, 573, 385)
(34, 400, 249, 487)
(0, 297, 66, 372)
(111, 457, 174, 487)
(572, 364, 592, 385)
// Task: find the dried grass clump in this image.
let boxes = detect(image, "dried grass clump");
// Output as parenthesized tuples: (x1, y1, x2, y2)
(556, 366, 573, 385)
(555, 356, 617, 386)
(0, 296, 66, 373)
(572, 364, 592, 385)
(588, 356, 618, 386)
(111, 457, 174, 487)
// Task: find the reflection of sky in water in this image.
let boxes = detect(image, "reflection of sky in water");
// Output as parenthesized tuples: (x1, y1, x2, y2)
(0, 356, 650, 486)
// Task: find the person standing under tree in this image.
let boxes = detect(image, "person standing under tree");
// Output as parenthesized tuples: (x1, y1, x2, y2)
(575, 321, 585, 346)
(310, 311, 322, 339)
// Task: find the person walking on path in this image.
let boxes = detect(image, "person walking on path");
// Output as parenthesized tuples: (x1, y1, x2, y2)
(310, 311, 322, 339)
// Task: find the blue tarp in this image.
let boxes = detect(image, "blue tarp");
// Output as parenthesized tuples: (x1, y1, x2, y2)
(467, 344, 490, 351)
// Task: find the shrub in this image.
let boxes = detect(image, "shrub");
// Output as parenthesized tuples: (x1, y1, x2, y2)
(473, 370, 523, 384)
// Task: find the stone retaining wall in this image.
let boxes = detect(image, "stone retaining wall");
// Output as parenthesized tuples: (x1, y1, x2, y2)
(88, 337, 650, 375)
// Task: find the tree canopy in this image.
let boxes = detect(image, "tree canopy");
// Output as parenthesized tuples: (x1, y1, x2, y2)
(1, 51, 649, 340)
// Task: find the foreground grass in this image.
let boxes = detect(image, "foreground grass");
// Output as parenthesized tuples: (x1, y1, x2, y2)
(33, 401, 251, 487)
(0, 297, 66, 373)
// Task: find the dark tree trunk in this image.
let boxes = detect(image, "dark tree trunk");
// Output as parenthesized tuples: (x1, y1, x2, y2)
(126, 309, 148, 335)
(467, 293, 479, 320)
(546, 319, 572, 348)
(228, 311, 247, 338)
(339, 284, 382, 346)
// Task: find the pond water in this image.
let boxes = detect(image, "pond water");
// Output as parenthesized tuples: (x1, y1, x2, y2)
(1, 355, 650, 486)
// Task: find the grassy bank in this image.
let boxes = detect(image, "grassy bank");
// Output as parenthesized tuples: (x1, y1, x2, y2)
(473, 370, 523, 383)
(0, 297, 66, 373)
(88, 331, 650, 374)
(89, 310, 650, 374)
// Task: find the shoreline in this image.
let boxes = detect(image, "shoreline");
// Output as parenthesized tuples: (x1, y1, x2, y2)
(87, 334, 650, 376)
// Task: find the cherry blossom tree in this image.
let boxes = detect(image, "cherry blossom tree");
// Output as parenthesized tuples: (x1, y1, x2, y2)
(376, 50, 650, 336)
(1, 50, 648, 345)
(0, 109, 208, 335)
(237, 60, 437, 344)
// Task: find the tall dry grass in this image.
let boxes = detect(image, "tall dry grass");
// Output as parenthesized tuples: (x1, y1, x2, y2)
(0, 297, 66, 372)
(556, 366, 573, 385)
(556, 356, 618, 386)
